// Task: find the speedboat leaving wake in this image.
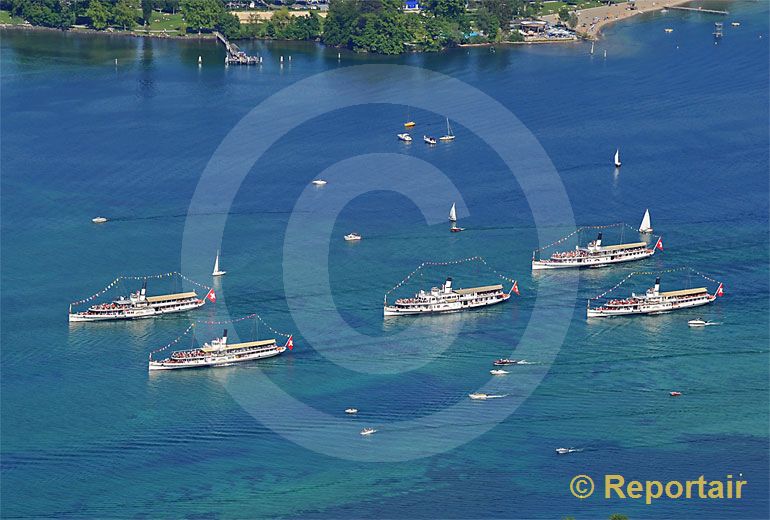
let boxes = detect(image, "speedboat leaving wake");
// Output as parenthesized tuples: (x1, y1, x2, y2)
(469, 393, 507, 400)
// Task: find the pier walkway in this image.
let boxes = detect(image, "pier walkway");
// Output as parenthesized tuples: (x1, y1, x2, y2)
(667, 6, 728, 15)
(214, 31, 259, 65)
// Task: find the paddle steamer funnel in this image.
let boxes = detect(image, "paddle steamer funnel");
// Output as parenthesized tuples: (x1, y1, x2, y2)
(596, 232, 603, 247)
(654, 277, 661, 295)
(140, 280, 147, 300)
(222, 329, 228, 344)
(444, 277, 453, 293)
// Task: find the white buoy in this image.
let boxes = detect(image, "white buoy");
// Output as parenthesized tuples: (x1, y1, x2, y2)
(288, 55, 292, 61)
(280, 55, 284, 63)
(198, 55, 202, 65)
(114, 58, 118, 65)
(337, 52, 341, 60)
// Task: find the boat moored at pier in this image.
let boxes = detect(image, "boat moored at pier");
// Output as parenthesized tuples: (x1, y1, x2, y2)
(383, 277, 516, 317)
(69, 281, 209, 322)
(532, 232, 662, 270)
(587, 277, 723, 318)
(149, 330, 291, 371)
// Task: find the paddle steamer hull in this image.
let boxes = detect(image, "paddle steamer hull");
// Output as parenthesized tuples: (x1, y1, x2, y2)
(69, 300, 204, 322)
(532, 248, 654, 270)
(149, 346, 286, 371)
(587, 294, 715, 318)
(384, 292, 509, 317)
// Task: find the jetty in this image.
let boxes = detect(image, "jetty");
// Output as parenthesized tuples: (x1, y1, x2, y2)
(214, 31, 259, 65)
(667, 6, 728, 15)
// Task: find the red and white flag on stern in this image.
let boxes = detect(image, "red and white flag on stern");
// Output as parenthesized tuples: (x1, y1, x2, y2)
(655, 237, 664, 251)
(715, 283, 724, 297)
(511, 281, 520, 296)
(205, 288, 217, 303)
(285, 335, 294, 350)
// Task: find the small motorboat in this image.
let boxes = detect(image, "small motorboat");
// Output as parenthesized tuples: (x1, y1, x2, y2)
(345, 408, 359, 414)
(360, 427, 377, 436)
(468, 393, 505, 400)
(423, 135, 437, 145)
(665, 28, 674, 33)
(490, 369, 509, 376)
(92, 217, 108, 224)
(493, 359, 520, 366)
(344, 233, 362, 241)
(731, 22, 740, 27)
(312, 179, 328, 186)
(556, 447, 580, 455)
(404, 121, 416, 128)
(688, 318, 714, 327)
(397, 133, 412, 142)
(670, 391, 682, 397)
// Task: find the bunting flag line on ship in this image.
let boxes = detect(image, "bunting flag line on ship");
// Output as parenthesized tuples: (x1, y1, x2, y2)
(384, 256, 519, 304)
(589, 266, 723, 301)
(70, 272, 213, 307)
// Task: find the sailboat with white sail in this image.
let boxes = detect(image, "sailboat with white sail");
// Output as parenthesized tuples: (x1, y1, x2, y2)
(638, 209, 653, 234)
(212, 250, 226, 276)
(449, 203, 464, 232)
(614, 148, 622, 168)
(439, 118, 455, 141)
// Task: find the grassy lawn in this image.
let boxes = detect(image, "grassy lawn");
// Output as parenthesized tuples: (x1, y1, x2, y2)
(135, 10, 185, 34)
(0, 9, 23, 24)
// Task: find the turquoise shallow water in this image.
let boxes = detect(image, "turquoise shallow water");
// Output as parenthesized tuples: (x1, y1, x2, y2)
(2, 1, 769, 518)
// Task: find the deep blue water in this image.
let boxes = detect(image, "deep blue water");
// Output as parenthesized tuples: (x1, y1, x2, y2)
(2, 1, 769, 518)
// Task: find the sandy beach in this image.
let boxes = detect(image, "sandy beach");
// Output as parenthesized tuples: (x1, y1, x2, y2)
(542, 0, 695, 39)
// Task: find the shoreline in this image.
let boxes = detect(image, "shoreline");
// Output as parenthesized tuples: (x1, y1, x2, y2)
(0, 23, 214, 40)
(542, 0, 696, 40)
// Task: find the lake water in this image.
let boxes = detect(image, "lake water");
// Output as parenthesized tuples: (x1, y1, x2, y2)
(2, 2, 768, 518)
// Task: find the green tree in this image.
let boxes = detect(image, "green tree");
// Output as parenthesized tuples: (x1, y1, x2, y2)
(269, 7, 292, 38)
(322, 0, 360, 47)
(215, 9, 240, 39)
(487, 0, 512, 29)
(609, 515, 629, 520)
(567, 12, 578, 29)
(180, 0, 220, 32)
(351, 0, 408, 54)
(431, 0, 464, 21)
(141, 0, 153, 24)
(112, 0, 137, 30)
(474, 7, 499, 39)
(86, 0, 109, 29)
